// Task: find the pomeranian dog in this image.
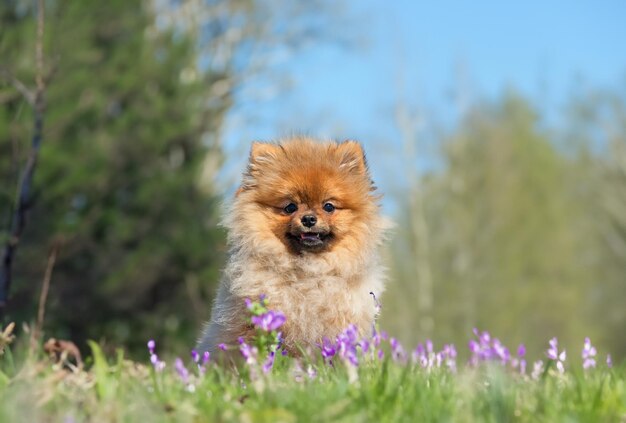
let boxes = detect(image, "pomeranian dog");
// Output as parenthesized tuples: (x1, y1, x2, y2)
(197, 136, 388, 355)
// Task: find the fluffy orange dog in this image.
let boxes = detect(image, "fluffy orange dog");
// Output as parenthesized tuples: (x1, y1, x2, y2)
(197, 137, 388, 355)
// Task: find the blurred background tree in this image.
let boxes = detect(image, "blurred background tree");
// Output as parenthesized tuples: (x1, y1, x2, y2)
(1, 0, 228, 354)
(385, 93, 597, 358)
(566, 88, 626, 359)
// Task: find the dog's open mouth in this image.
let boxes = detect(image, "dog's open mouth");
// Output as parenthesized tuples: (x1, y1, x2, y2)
(288, 231, 331, 250)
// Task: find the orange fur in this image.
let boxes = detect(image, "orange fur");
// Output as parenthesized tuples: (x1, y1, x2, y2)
(197, 136, 389, 355)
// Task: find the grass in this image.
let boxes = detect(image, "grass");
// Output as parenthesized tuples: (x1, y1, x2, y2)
(0, 335, 624, 422)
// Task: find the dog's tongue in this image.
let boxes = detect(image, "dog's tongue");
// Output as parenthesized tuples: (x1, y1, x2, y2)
(300, 233, 320, 240)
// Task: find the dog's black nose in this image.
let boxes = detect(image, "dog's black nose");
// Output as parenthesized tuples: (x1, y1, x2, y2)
(301, 215, 317, 227)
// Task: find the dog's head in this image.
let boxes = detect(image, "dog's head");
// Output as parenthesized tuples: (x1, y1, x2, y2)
(230, 137, 380, 256)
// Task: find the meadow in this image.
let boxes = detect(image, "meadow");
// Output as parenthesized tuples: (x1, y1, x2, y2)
(2, 3, 626, 422)
(0, 298, 624, 423)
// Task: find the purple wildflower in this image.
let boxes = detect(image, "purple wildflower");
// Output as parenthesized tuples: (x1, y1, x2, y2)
(372, 328, 384, 348)
(468, 329, 495, 364)
(412, 343, 425, 365)
(377, 349, 384, 360)
(338, 324, 359, 345)
(473, 328, 491, 345)
(547, 338, 559, 360)
(515, 344, 527, 375)
(446, 344, 458, 359)
(218, 343, 228, 351)
(412, 346, 427, 368)
(337, 325, 359, 366)
(468, 329, 518, 367)
(426, 339, 434, 354)
(371, 328, 388, 361)
(359, 338, 370, 354)
(556, 354, 566, 373)
(262, 351, 276, 374)
(468, 339, 479, 354)
(582, 337, 597, 370)
(147, 339, 165, 371)
(411, 341, 456, 371)
(469, 329, 493, 363)
(251, 310, 286, 332)
(442, 344, 457, 372)
(320, 337, 337, 360)
(607, 354, 612, 368)
(411, 343, 428, 367)
(238, 337, 258, 365)
(412, 341, 456, 371)
(193, 351, 210, 376)
(390, 337, 407, 363)
(390, 338, 399, 350)
(414, 343, 425, 356)
(519, 360, 527, 375)
(492, 339, 510, 363)
(174, 357, 189, 382)
(546, 337, 566, 373)
(435, 352, 444, 368)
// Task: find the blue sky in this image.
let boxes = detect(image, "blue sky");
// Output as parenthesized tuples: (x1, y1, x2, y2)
(220, 0, 626, 199)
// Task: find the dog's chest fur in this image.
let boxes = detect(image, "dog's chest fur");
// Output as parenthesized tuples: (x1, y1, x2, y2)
(233, 258, 382, 349)
(200, 248, 385, 353)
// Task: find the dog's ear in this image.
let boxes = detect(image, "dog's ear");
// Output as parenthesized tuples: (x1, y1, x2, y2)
(336, 140, 368, 174)
(249, 142, 280, 163)
(238, 142, 280, 193)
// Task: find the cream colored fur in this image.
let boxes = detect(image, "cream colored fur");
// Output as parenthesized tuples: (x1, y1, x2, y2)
(196, 138, 388, 355)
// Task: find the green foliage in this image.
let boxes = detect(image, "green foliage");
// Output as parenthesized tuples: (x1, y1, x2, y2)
(385, 92, 612, 359)
(87, 341, 126, 402)
(565, 87, 626, 359)
(0, 0, 225, 355)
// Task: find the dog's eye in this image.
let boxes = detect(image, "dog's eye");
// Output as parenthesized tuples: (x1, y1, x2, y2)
(284, 203, 298, 214)
(323, 203, 335, 213)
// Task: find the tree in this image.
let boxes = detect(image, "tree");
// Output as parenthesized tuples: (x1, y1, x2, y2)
(565, 86, 626, 358)
(387, 92, 597, 358)
(1, 0, 226, 355)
